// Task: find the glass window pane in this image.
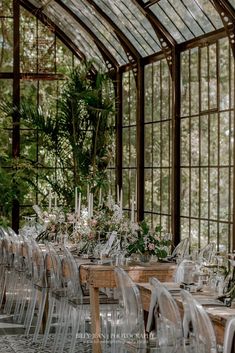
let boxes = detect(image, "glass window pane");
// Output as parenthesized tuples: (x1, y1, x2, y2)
(37, 22, 56, 73)
(181, 51, 190, 117)
(200, 46, 209, 112)
(190, 48, 199, 115)
(190, 219, 199, 249)
(219, 38, 230, 110)
(191, 168, 199, 218)
(153, 169, 161, 214)
(181, 168, 189, 216)
(210, 168, 218, 220)
(201, 168, 209, 219)
(161, 168, 170, 214)
(209, 113, 218, 166)
(209, 44, 217, 110)
(219, 223, 229, 253)
(220, 112, 230, 166)
(20, 8, 37, 73)
(144, 65, 153, 123)
(153, 61, 161, 121)
(152, 123, 161, 167)
(181, 118, 189, 166)
(122, 71, 136, 127)
(219, 168, 229, 222)
(145, 124, 152, 168)
(56, 38, 74, 74)
(191, 117, 199, 166)
(145, 169, 152, 212)
(200, 115, 208, 166)
(0, 79, 12, 128)
(0, 18, 13, 72)
(181, 217, 190, 242)
(162, 121, 170, 167)
(123, 168, 136, 209)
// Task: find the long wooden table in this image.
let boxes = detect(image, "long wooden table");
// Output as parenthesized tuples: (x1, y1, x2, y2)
(138, 282, 235, 346)
(79, 262, 176, 353)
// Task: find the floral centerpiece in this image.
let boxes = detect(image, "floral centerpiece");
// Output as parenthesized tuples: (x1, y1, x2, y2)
(126, 220, 172, 260)
(70, 200, 133, 255)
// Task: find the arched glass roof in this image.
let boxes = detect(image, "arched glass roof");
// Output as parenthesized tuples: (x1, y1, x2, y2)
(19, 0, 233, 68)
(47, 3, 106, 65)
(91, 0, 161, 56)
(58, 0, 128, 65)
(23, 0, 114, 66)
(149, 0, 223, 42)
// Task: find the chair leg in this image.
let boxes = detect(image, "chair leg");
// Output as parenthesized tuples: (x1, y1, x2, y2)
(33, 287, 48, 342)
(25, 287, 38, 336)
(52, 298, 67, 353)
(42, 295, 56, 347)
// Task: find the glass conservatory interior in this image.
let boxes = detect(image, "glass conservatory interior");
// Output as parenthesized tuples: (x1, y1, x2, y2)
(1, 1, 235, 353)
(1, 0, 235, 252)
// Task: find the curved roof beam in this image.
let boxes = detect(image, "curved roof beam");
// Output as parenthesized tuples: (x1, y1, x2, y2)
(20, 0, 86, 63)
(83, 0, 142, 81)
(53, 0, 119, 72)
(211, 0, 235, 58)
(131, 0, 176, 76)
(144, 0, 160, 8)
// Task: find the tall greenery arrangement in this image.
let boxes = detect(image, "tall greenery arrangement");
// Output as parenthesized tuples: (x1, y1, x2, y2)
(0, 61, 115, 213)
(22, 61, 115, 206)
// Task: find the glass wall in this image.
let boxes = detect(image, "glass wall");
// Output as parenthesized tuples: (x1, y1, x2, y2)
(0, 4, 78, 224)
(122, 70, 137, 217)
(144, 59, 172, 231)
(180, 38, 234, 252)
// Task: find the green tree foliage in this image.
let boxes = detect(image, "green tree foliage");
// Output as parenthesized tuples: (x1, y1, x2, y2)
(17, 61, 115, 208)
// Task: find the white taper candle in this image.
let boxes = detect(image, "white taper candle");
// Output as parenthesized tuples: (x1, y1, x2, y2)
(75, 187, 78, 213)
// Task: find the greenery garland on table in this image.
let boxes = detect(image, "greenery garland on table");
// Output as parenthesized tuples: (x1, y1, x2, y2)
(126, 220, 172, 260)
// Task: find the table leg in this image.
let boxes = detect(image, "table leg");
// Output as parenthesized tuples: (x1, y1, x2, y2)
(90, 286, 102, 353)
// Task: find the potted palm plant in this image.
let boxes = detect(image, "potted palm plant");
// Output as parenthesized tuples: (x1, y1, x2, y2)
(17, 60, 115, 208)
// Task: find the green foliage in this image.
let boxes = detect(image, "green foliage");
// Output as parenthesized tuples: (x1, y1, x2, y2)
(0, 61, 115, 221)
(18, 61, 115, 207)
(127, 221, 171, 259)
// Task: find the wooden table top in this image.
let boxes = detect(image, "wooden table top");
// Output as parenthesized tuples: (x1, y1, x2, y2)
(80, 262, 177, 288)
(137, 282, 235, 345)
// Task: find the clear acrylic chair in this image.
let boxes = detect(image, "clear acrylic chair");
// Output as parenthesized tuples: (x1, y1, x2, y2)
(24, 239, 48, 337)
(223, 317, 235, 353)
(174, 259, 197, 284)
(155, 285, 184, 353)
(15, 236, 33, 324)
(197, 243, 216, 265)
(0, 227, 9, 309)
(2, 229, 23, 316)
(11, 234, 29, 321)
(114, 266, 147, 353)
(181, 289, 217, 353)
(146, 277, 163, 334)
(41, 242, 69, 349)
(169, 238, 189, 262)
